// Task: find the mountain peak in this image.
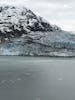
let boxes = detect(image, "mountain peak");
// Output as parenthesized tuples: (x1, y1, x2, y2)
(0, 6, 61, 39)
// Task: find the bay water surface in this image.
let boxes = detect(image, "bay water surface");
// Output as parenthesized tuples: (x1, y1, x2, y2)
(0, 56, 75, 100)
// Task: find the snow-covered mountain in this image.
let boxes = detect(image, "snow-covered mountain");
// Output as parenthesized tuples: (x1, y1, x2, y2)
(0, 6, 75, 57)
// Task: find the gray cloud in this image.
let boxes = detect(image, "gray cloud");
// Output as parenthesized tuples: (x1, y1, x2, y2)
(31, 0, 75, 3)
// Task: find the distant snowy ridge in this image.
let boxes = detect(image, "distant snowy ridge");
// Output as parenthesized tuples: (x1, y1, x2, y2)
(0, 6, 75, 57)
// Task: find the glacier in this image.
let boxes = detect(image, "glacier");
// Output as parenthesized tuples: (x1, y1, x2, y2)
(0, 6, 75, 57)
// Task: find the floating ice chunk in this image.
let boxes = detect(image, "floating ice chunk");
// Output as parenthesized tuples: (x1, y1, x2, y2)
(58, 78, 63, 81)
(17, 78, 21, 81)
(36, 97, 40, 100)
(25, 72, 31, 76)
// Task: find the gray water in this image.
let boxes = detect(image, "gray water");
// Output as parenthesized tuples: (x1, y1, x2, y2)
(0, 56, 75, 100)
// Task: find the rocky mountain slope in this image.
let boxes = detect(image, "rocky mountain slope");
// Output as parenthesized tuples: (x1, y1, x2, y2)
(0, 6, 75, 56)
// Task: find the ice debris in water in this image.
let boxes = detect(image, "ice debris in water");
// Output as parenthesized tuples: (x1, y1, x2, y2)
(25, 72, 31, 76)
(9, 80, 15, 83)
(17, 78, 21, 81)
(58, 78, 63, 81)
(36, 97, 40, 100)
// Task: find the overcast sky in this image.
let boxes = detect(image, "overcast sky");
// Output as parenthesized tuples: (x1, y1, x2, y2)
(0, 0, 75, 31)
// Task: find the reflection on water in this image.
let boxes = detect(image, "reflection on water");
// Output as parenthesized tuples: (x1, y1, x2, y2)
(0, 56, 75, 100)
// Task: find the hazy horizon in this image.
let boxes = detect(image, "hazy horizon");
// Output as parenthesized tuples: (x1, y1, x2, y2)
(0, 0, 75, 32)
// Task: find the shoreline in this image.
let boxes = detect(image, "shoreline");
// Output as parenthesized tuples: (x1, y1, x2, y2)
(0, 55, 75, 59)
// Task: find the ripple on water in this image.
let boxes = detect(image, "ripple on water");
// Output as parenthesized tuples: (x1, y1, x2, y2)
(1, 80, 6, 83)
